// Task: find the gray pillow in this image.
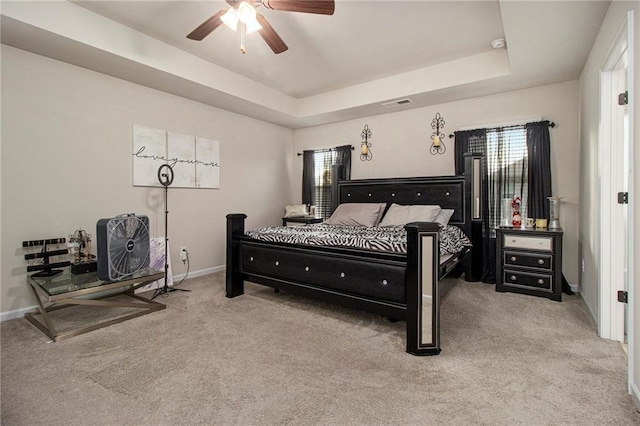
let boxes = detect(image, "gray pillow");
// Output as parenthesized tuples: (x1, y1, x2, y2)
(324, 203, 387, 227)
(378, 204, 442, 227)
(434, 209, 455, 227)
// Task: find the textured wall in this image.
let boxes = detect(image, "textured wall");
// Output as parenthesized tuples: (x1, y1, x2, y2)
(1, 45, 293, 315)
(293, 81, 581, 286)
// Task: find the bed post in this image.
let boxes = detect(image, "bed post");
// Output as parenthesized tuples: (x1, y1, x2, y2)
(331, 164, 345, 213)
(226, 213, 247, 298)
(405, 222, 441, 356)
(464, 152, 485, 282)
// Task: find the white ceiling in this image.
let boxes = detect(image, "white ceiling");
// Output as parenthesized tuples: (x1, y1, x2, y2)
(0, 1, 610, 129)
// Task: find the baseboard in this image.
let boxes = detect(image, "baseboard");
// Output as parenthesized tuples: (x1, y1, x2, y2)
(0, 265, 226, 322)
(631, 382, 640, 411)
(1, 306, 38, 322)
(172, 265, 224, 282)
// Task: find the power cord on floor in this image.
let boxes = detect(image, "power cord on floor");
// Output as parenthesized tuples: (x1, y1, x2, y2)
(160, 249, 190, 297)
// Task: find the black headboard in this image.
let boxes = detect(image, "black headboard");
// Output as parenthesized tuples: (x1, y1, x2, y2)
(333, 175, 467, 226)
(330, 154, 484, 282)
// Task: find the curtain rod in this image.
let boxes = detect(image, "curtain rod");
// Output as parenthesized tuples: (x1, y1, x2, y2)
(448, 120, 555, 138)
(297, 145, 354, 156)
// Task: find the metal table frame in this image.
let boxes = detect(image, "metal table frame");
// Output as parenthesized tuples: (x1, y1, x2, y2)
(25, 270, 166, 342)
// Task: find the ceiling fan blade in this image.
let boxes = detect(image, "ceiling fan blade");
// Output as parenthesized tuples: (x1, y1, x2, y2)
(187, 9, 227, 40)
(256, 14, 288, 54)
(262, 0, 335, 15)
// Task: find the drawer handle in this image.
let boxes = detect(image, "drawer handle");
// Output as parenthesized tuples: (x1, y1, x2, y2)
(275, 261, 279, 266)
(340, 272, 345, 278)
(250, 256, 254, 261)
(510, 275, 517, 281)
(305, 267, 309, 272)
(538, 279, 544, 285)
(382, 280, 388, 286)
(511, 256, 517, 262)
(538, 259, 545, 265)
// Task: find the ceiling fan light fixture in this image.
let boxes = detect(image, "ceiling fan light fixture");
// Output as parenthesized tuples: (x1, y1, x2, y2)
(238, 2, 262, 33)
(245, 18, 262, 34)
(237, 2, 256, 23)
(221, 8, 239, 31)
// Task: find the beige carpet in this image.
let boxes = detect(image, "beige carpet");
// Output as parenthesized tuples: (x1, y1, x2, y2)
(1, 271, 638, 425)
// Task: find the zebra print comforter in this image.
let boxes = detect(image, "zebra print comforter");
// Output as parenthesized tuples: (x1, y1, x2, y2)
(244, 224, 472, 255)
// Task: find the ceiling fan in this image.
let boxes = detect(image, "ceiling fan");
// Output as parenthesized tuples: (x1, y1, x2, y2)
(187, 0, 335, 54)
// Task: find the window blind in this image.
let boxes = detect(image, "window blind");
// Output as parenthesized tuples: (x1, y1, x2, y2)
(313, 150, 336, 219)
(485, 126, 528, 233)
(464, 125, 528, 234)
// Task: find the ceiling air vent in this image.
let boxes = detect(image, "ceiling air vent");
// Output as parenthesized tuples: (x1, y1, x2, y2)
(382, 98, 413, 108)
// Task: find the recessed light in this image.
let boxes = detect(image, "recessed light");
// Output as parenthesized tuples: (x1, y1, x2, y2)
(491, 38, 506, 49)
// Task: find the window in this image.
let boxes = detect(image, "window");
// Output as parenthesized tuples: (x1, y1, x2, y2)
(486, 126, 528, 234)
(313, 150, 336, 219)
(467, 125, 528, 235)
(455, 120, 552, 284)
(302, 145, 352, 220)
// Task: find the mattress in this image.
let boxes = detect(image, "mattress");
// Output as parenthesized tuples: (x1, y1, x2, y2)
(244, 224, 472, 257)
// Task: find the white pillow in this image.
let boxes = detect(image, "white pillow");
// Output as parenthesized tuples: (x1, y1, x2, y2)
(434, 209, 455, 227)
(324, 203, 386, 227)
(378, 204, 442, 227)
(284, 204, 307, 218)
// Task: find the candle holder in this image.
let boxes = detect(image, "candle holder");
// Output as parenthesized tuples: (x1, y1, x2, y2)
(548, 197, 563, 230)
(360, 125, 372, 161)
(429, 113, 446, 155)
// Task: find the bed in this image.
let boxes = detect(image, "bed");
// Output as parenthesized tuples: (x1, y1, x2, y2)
(226, 153, 484, 355)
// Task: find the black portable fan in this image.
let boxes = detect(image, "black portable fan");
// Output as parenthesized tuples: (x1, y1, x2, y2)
(97, 214, 150, 281)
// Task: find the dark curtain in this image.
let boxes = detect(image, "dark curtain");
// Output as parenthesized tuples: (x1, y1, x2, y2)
(334, 145, 352, 180)
(454, 129, 493, 283)
(301, 150, 315, 205)
(455, 121, 553, 284)
(526, 121, 552, 220)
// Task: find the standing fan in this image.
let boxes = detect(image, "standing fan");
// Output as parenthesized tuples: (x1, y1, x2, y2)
(97, 214, 150, 281)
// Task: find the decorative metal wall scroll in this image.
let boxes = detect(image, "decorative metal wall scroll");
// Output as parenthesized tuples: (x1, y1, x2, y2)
(430, 113, 446, 155)
(360, 125, 373, 161)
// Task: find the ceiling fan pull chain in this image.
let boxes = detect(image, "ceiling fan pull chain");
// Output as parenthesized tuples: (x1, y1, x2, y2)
(240, 22, 247, 54)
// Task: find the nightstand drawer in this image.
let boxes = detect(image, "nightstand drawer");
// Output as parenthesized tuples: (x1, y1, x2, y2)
(503, 234, 553, 251)
(504, 251, 553, 271)
(502, 269, 553, 292)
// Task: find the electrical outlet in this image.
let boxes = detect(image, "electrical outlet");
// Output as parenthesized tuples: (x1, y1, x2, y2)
(180, 246, 188, 261)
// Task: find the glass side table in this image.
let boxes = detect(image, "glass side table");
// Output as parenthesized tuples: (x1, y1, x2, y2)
(25, 268, 166, 341)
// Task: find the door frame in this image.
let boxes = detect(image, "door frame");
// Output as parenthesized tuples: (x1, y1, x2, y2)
(598, 10, 634, 394)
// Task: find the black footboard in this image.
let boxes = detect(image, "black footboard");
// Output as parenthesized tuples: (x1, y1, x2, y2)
(225, 214, 443, 356)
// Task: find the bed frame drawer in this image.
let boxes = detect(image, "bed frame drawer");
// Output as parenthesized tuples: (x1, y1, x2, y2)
(239, 243, 407, 303)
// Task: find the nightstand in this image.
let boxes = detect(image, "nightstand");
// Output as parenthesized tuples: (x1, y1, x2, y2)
(282, 216, 323, 226)
(496, 227, 563, 301)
